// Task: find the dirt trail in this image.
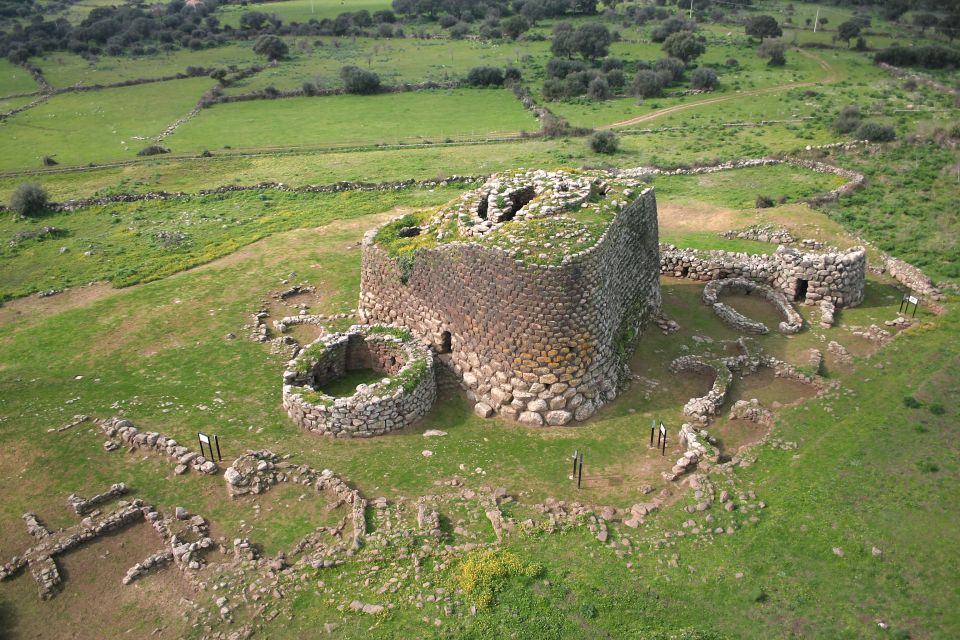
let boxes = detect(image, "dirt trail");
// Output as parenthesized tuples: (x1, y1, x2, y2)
(600, 50, 840, 130)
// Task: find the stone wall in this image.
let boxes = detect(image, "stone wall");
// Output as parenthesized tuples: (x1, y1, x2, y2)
(702, 277, 803, 334)
(661, 244, 866, 309)
(358, 188, 662, 426)
(282, 326, 436, 438)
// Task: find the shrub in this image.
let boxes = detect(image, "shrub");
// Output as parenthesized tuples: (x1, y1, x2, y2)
(833, 105, 861, 134)
(589, 130, 619, 154)
(587, 76, 610, 100)
(41, 155, 58, 166)
(605, 68, 625, 90)
(9, 183, 50, 217)
(903, 395, 922, 409)
(855, 122, 896, 142)
(916, 460, 939, 473)
(340, 65, 381, 94)
(654, 57, 686, 82)
(758, 40, 786, 66)
(633, 69, 665, 98)
(929, 403, 946, 415)
(690, 66, 718, 90)
(504, 66, 522, 83)
(662, 30, 706, 63)
(755, 195, 775, 208)
(252, 34, 288, 60)
(466, 66, 504, 87)
(546, 57, 586, 79)
(875, 45, 960, 70)
(452, 549, 542, 610)
(137, 144, 170, 156)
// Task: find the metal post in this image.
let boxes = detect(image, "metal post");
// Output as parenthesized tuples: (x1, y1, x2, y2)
(215, 435, 222, 462)
(572, 449, 578, 478)
(577, 452, 583, 489)
(198, 434, 207, 459)
(650, 419, 655, 447)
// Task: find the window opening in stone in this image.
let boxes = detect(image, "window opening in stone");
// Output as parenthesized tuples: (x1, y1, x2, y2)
(497, 186, 536, 223)
(477, 193, 488, 219)
(439, 331, 452, 354)
(680, 266, 689, 278)
(794, 278, 808, 302)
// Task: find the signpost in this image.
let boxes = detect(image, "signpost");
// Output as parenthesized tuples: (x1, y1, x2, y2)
(577, 451, 583, 490)
(899, 293, 920, 318)
(198, 432, 222, 461)
(659, 423, 667, 457)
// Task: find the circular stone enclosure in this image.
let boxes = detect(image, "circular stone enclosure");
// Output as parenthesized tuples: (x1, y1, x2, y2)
(703, 277, 803, 335)
(282, 326, 436, 438)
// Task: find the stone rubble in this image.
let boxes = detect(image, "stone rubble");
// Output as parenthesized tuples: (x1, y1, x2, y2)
(97, 416, 220, 475)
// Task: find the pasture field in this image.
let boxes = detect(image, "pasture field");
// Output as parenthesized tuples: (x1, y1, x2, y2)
(215, 0, 394, 28)
(1, 1, 959, 638)
(0, 60, 39, 97)
(0, 77, 213, 171)
(165, 88, 538, 153)
(31, 45, 259, 89)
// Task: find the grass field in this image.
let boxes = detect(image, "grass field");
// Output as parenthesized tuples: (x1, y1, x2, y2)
(0, 77, 213, 171)
(215, 0, 394, 28)
(165, 89, 538, 153)
(1, 2, 958, 638)
(0, 60, 39, 97)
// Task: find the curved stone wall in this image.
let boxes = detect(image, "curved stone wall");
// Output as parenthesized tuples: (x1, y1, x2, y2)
(282, 326, 436, 438)
(359, 188, 662, 426)
(661, 244, 866, 309)
(703, 277, 804, 334)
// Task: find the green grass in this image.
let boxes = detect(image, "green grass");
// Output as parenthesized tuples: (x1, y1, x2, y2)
(0, 185, 461, 300)
(215, 0, 393, 28)
(0, 59, 39, 97)
(0, 76, 213, 171)
(31, 45, 259, 89)
(318, 368, 385, 397)
(165, 89, 538, 153)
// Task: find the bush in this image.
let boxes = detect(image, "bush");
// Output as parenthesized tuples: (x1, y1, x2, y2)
(903, 395, 922, 408)
(633, 69, 665, 98)
(662, 30, 706, 63)
(41, 155, 58, 166)
(466, 66, 504, 87)
(855, 122, 896, 142)
(654, 57, 686, 82)
(137, 144, 170, 156)
(340, 65, 381, 94)
(252, 34, 288, 61)
(690, 66, 718, 90)
(589, 130, 619, 154)
(755, 195, 775, 208)
(929, 403, 946, 415)
(587, 76, 610, 100)
(833, 105, 861, 134)
(758, 40, 786, 66)
(546, 57, 586, 79)
(10, 183, 50, 217)
(875, 45, 960, 69)
(453, 549, 542, 610)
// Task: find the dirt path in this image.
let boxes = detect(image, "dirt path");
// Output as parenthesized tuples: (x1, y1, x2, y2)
(600, 50, 840, 130)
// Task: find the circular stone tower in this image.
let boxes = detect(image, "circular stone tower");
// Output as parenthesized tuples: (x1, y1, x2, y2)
(359, 169, 662, 426)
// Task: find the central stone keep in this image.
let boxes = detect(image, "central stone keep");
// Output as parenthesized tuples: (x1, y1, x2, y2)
(359, 169, 662, 426)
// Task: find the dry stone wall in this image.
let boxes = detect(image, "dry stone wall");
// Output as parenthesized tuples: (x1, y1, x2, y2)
(702, 277, 803, 334)
(282, 326, 436, 438)
(359, 183, 662, 426)
(661, 244, 866, 309)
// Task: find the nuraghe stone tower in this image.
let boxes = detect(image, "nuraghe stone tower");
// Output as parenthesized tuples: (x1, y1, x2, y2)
(359, 169, 662, 426)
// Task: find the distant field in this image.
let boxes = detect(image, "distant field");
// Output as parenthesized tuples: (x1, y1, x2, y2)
(0, 77, 212, 171)
(216, 0, 393, 27)
(166, 89, 538, 153)
(224, 37, 550, 94)
(0, 59, 39, 97)
(31, 45, 258, 89)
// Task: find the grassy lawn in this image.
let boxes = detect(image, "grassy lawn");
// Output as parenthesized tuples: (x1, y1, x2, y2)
(165, 89, 538, 153)
(0, 77, 213, 171)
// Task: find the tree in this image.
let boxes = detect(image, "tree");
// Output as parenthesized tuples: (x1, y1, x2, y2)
(745, 15, 781, 43)
(252, 34, 288, 60)
(239, 11, 270, 30)
(551, 21, 576, 57)
(589, 130, 619, 154)
(757, 40, 786, 66)
(913, 12, 938, 34)
(571, 22, 612, 60)
(661, 31, 705, 63)
(632, 69, 665, 99)
(502, 15, 530, 40)
(587, 76, 610, 100)
(837, 20, 860, 47)
(10, 182, 50, 217)
(340, 65, 381, 94)
(937, 12, 960, 41)
(690, 66, 718, 90)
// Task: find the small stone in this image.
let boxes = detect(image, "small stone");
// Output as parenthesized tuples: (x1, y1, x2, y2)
(421, 450, 433, 458)
(175, 507, 189, 520)
(423, 430, 447, 437)
(832, 547, 844, 557)
(174, 464, 188, 476)
(473, 402, 494, 419)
